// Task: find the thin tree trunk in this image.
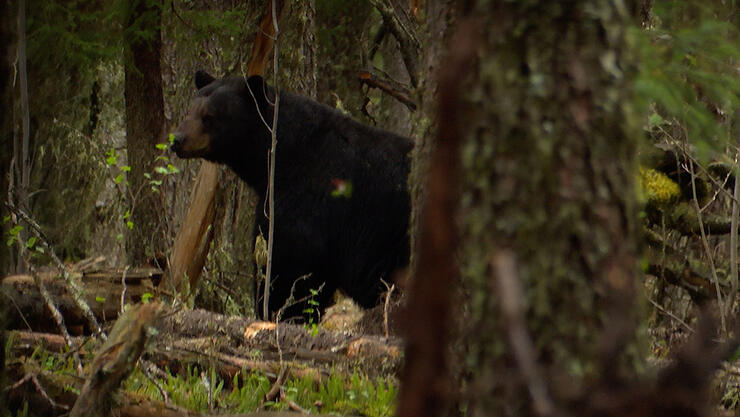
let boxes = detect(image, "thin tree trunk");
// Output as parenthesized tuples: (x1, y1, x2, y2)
(14, 0, 31, 274)
(1, 0, 15, 273)
(124, 0, 167, 266)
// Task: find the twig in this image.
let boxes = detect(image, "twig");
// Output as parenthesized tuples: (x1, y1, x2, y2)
(245, 79, 273, 134)
(6, 373, 69, 410)
(688, 158, 727, 334)
(5, 201, 105, 339)
(265, 367, 288, 403)
(170, 1, 194, 29)
(24, 258, 84, 376)
(359, 70, 417, 111)
(264, 0, 281, 320)
(380, 280, 395, 339)
(491, 251, 554, 417)
(646, 297, 695, 333)
(659, 128, 740, 206)
(138, 359, 170, 403)
(275, 277, 324, 361)
(120, 265, 130, 314)
(281, 388, 310, 413)
(367, 0, 420, 87)
(368, 23, 387, 60)
(2, 289, 32, 331)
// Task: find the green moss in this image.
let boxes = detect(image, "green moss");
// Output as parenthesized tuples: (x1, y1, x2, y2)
(639, 167, 681, 207)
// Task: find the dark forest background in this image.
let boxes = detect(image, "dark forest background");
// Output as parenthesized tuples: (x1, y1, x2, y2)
(1, 1, 740, 416)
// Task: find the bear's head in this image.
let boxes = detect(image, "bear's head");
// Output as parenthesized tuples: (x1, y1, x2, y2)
(171, 70, 272, 166)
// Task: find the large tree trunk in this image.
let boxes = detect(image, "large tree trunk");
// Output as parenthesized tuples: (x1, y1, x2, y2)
(124, 0, 167, 266)
(453, 2, 640, 415)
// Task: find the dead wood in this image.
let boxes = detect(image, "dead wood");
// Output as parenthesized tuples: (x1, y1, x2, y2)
(163, 162, 218, 294)
(6, 359, 352, 417)
(159, 308, 402, 364)
(660, 201, 739, 236)
(358, 70, 416, 110)
(644, 228, 725, 303)
(5, 201, 105, 337)
(368, 0, 420, 87)
(70, 302, 164, 417)
(6, 303, 403, 364)
(2, 266, 160, 333)
(246, 0, 285, 77)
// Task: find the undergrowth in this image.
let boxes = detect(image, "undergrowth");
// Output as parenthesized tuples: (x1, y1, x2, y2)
(125, 365, 397, 417)
(9, 343, 397, 417)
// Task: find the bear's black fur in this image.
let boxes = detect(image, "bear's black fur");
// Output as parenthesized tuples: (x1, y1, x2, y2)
(172, 71, 412, 320)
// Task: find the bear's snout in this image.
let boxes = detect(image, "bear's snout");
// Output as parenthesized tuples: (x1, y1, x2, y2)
(170, 133, 184, 155)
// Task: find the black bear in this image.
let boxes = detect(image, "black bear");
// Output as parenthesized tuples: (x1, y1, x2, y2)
(171, 71, 412, 320)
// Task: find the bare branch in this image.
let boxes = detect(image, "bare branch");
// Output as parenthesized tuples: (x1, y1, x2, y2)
(5, 202, 105, 338)
(490, 251, 554, 417)
(264, 0, 281, 320)
(368, 0, 420, 87)
(359, 70, 417, 111)
(688, 158, 727, 334)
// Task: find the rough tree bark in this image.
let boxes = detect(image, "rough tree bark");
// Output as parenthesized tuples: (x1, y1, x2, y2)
(395, 17, 476, 417)
(124, 0, 167, 266)
(453, 1, 640, 415)
(407, 1, 457, 272)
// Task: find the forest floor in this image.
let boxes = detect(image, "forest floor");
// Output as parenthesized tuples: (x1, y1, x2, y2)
(2, 259, 403, 417)
(4, 258, 740, 416)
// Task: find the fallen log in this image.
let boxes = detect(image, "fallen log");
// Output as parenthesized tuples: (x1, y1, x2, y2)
(2, 267, 161, 333)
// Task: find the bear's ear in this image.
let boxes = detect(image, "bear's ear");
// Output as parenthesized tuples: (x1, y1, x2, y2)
(195, 70, 216, 90)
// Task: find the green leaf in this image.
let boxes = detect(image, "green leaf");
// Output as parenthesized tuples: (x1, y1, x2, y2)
(106, 155, 117, 165)
(35, 246, 45, 254)
(648, 113, 664, 127)
(2, 215, 10, 224)
(154, 166, 169, 174)
(115, 174, 124, 184)
(10, 225, 23, 236)
(155, 143, 168, 150)
(168, 133, 175, 143)
(142, 292, 153, 303)
(95, 296, 106, 303)
(167, 164, 180, 174)
(25, 236, 37, 249)
(143, 173, 151, 179)
(126, 221, 134, 230)
(123, 210, 131, 219)
(121, 165, 131, 172)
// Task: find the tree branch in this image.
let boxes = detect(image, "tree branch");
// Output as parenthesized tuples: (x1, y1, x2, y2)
(368, 0, 420, 87)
